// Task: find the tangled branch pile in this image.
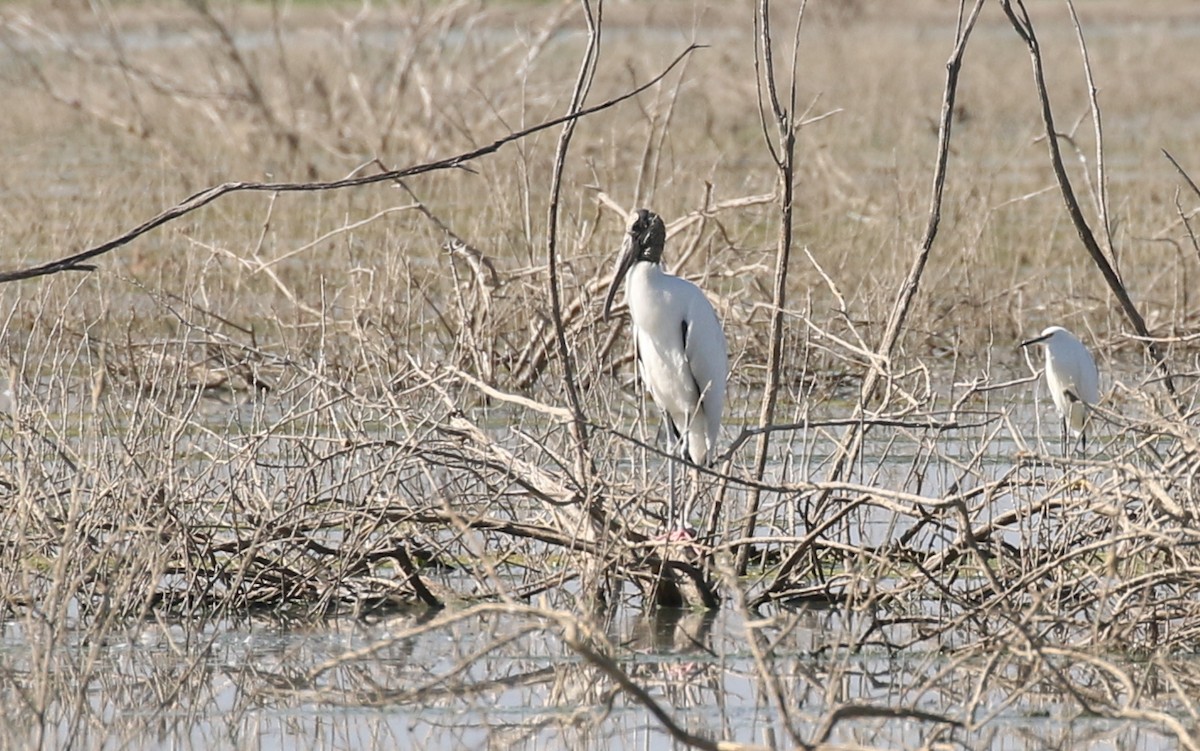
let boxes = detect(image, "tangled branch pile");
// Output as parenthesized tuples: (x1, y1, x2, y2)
(2, 1, 1200, 748)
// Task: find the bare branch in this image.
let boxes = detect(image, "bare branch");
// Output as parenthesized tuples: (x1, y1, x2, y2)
(1000, 0, 1177, 401)
(0, 43, 704, 285)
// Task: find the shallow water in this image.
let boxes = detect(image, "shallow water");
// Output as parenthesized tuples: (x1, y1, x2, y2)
(0, 601, 1184, 750)
(0, 339, 1163, 749)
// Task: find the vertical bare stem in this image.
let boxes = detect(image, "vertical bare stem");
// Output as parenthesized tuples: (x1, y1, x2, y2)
(763, 0, 985, 593)
(1065, 0, 1113, 260)
(183, 0, 299, 155)
(1001, 0, 1177, 403)
(546, 2, 599, 488)
(735, 0, 805, 576)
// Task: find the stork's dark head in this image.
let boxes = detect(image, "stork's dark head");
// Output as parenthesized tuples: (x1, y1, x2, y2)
(602, 209, 665, 321)
(628, 209, 666, 263)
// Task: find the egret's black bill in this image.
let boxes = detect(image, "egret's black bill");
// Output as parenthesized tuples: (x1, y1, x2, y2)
(1019, 333, 1051, 348)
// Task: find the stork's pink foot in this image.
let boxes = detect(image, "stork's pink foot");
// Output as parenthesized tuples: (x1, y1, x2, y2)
(654, 527, 697, 544)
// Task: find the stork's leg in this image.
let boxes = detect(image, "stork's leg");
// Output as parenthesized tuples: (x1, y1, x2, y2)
(661, 409, 679, 531)
(666, 429, 677, 530)
(659, 412, 698, 544)
(678, 470, 692, 531)
(668, 439, 700, 545)
(678, 460, 699, 533)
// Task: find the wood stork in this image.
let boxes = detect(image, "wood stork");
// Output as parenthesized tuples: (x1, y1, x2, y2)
(602, 208, 728, 531)
(1020, 325, 1099, 452)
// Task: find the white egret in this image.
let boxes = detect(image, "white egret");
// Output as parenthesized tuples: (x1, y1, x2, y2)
(603, 208, 728, 532)
(1020, 325, 1100, 452)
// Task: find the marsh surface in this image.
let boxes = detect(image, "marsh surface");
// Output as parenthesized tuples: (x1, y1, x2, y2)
(2, 1, 1200, 749)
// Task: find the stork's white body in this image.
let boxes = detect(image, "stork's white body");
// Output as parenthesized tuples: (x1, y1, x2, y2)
(1039, 327, 1099, 434)
(603, 208, 728, 532)
(624, 262, 727, 466)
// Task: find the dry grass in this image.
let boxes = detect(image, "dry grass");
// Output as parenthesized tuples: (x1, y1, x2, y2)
(2, 0, 1200, 748)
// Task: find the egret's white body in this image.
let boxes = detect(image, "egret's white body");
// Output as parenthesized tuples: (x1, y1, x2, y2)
(1021, 325, 1099, 445)
(603, 209, 728, 530)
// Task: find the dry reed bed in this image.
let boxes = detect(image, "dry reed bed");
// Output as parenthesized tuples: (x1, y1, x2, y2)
(2, 0, 1200, 748)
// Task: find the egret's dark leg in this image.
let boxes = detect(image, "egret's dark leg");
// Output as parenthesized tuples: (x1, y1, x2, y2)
(1080, 404, 1090, 455)
(1059, 417, 1068, 456)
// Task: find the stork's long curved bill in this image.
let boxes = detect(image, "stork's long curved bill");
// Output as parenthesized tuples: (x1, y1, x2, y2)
(602, 232, 638, 321)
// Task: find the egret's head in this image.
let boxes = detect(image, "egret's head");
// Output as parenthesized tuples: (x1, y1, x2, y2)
(602, 209, 666, 321)
(1019, 325, 1069, 349)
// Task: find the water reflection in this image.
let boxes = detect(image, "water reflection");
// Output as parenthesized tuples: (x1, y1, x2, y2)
(0, 598, 1188, 750)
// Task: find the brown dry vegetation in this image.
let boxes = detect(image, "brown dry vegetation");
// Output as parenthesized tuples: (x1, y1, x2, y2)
(2, 0, 1200, 749)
